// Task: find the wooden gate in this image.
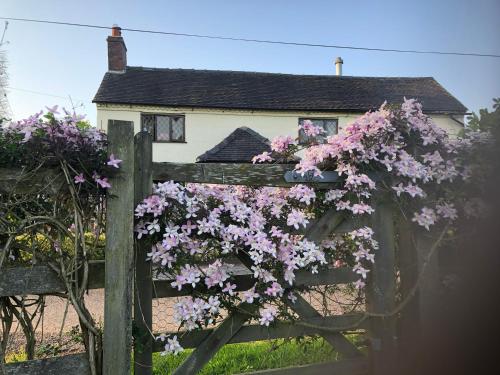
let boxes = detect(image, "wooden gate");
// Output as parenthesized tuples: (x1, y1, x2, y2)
(119, 122, 399, 375)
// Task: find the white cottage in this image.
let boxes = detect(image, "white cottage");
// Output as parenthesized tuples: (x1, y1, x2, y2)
(93, 26, 467, 163)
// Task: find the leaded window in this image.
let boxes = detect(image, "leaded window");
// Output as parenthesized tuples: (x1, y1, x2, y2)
(298, 118, 338, 144)
(141, 114, 185, 142)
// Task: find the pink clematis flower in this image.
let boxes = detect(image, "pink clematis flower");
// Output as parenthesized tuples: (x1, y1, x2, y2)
(412, 207, 437, 230)
(45, 105, 60, 114)
(107, 154, 122, 168)
(270, 135, 296, 153)
(96, 177, 112, 189)
(74, 173, 85, 184)
(286, 209, 309, 230)
(259, 306, 277, 326)
(243, 285, 260, 303)
(222, 282, 237, 296)
(252, 151, 273, 164)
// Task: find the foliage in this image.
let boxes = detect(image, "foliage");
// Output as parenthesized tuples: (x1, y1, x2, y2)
(0, 106, 117, 373)
(0, 106, 115, 264)
(0, 108, 105, 169)
(4, 350, 27, 364)
(136, 98, 493, 356)
(467, 98, 500, 133)
(12, 231, 105, 264)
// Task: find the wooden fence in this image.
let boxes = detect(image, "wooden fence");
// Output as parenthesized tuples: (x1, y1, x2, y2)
(0, 119, 441, 374)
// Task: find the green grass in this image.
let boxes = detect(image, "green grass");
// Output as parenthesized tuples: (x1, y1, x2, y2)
(6, 336, 361, 374)
(152, 338, 341, 375)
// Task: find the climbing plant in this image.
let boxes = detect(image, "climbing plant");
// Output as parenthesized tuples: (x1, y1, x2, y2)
(136, 99, 493, 355)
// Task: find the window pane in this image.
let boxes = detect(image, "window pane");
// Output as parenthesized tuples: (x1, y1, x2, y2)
(323, 120, 338, 136)
(141, 115, 155, 135)
(311, 119, 325, 129)
(298, 118, 337, 144)
(298, 128, 307, 144)
(156, 116, 170, 141)
(312, 119, 327, 142)
(171, 117, 184, 141)
(298, 119, 309, 144)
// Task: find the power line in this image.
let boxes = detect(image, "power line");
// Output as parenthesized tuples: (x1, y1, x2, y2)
(7, 86, 90, 104)
(1, 16, 499, 59)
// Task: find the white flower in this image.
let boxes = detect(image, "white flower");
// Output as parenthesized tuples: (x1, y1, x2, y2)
(412, 207, 437, 230)
(161, 335, 183, 356)
(146, 219, 160, 234)
(243, 286, 259, 303)
(259, 306, 277, 326)
(354, 279, 366, 289)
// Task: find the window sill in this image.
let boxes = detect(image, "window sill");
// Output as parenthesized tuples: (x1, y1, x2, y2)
(153, 141, 187, 144)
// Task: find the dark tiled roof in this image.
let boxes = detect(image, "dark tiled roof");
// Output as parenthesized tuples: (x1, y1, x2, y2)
(93, 66, 467, 114)
(197, 127, 270, 163)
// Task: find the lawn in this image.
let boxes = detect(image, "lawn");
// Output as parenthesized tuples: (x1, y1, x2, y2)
(152, 338, 342, 374)
(5, 335, 363, 374)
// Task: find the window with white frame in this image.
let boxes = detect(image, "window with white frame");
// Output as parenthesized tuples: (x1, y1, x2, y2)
(141, 114, 185, 142)
(298, 118, 338, 144)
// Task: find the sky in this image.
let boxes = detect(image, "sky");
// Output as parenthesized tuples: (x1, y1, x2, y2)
(1, 0, 499, 125)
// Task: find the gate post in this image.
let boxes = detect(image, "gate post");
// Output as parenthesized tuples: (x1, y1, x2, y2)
(397, 217, 441, 373)
(103, 120, 135, 375)
(414, 232, 440, 342)
(133, 131, 153, 374)
(397, 218, 420, 372)
(366, 198, 397, 375)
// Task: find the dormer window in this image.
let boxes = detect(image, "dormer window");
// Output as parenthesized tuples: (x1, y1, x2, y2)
(141, 114, 185, 142)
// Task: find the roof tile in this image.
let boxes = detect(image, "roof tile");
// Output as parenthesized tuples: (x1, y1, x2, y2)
(197, 127, 271, 163)
(93, 67, 467, 114)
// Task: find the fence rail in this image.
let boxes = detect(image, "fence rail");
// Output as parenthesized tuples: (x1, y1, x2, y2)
(0, 167, 64, 194)
(0, 262, 356, 298)
(153, 314, 367, 352)
(152, 265, 358, 298)
(0, 262, 105, 297)
(152, 162, 339, 188)
(0, 120, 438, 375)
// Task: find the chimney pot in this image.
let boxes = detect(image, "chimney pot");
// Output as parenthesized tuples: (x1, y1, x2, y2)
(107, 24, 127, 72)
(335, 57, 343, 76)
(111, 24, 122, 37)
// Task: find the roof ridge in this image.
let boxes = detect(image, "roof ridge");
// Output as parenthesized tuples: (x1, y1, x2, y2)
(125, 66, 434, 80)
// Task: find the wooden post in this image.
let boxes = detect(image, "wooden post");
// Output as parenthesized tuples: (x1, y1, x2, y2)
(366, 199, 397, 375)
(397, 220, 441, 373)
(396, 218, 420, 373)
(103, 120, 135, 375)
(414, 231, 441, 345)
(133, 132, 153, 375)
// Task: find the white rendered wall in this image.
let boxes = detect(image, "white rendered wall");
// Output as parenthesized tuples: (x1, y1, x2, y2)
(96, 104, 463, 163)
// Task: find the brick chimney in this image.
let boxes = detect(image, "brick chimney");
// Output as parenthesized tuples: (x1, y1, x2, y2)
(107, 24, 127, 72)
